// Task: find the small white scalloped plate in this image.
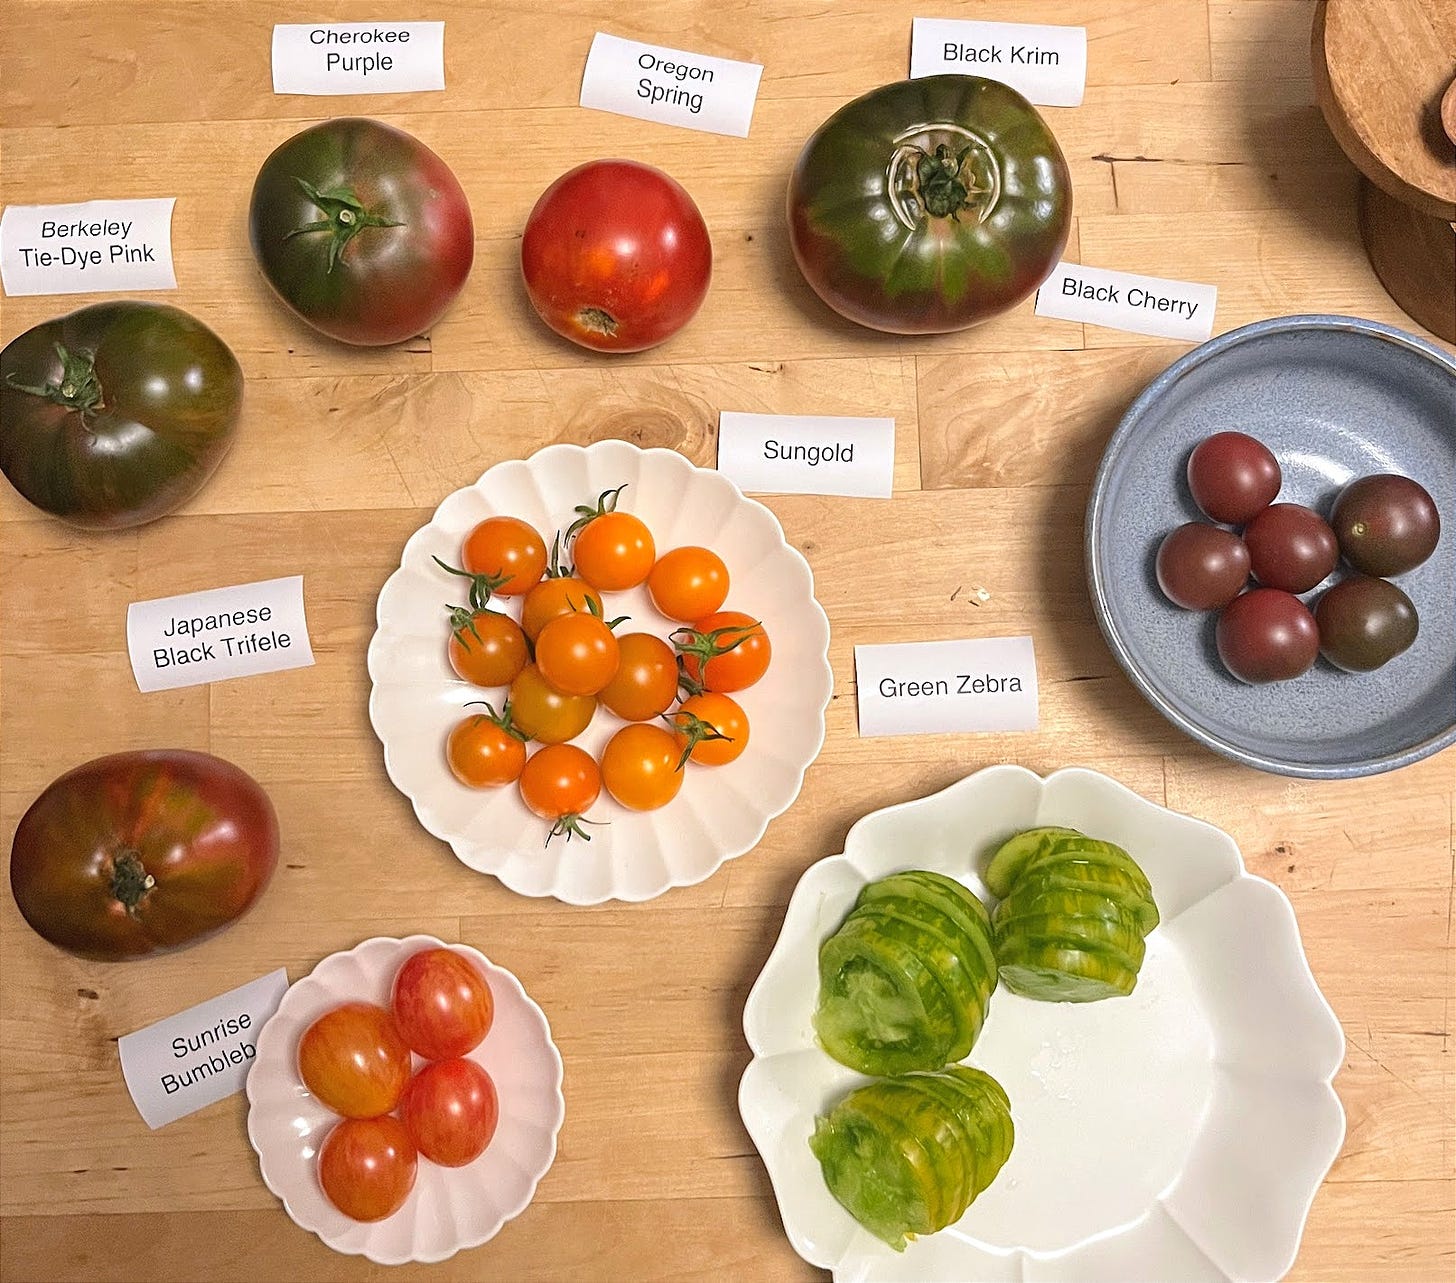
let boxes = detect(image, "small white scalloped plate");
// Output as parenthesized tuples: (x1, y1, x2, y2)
(739, 766, 1346, 1283)
(367, 441, 832, 904)
(246, 936, 565, 1266)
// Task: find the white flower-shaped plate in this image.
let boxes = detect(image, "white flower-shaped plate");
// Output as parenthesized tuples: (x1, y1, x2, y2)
(739, 766, 1346, 1283)
(367, 441, 832, 904)
(246, 935, 565, 1265)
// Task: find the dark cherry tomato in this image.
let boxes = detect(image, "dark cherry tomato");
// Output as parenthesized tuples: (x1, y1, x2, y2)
(297, 1002, 413, 1118)
(318, 1115, 417, 1222)
(248, 118, 473, 346)
(399, 1058, 499, 1167)
(521, 159, 712, 353)
(1243, 503, 1339, 594)
(1155, 523, 1250, 610)
(1329, 474, 1441, 577)
(1186, 432, 1281, 525)
(391, 947, 494, 1060)
(8, 750, 278, 962)
(1314, 575, 1420, 672)
(598, 633, 679, 721)
(1215, 588, 1320, 684)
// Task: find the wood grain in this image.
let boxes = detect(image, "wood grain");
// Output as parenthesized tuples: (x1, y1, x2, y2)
(2, 2, 1452, 1282)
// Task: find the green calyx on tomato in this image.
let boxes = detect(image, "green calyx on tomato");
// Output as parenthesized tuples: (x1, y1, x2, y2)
(565, 484, 628, 539)
(285, 177, 403, 274)
(6, 342, 106, 415)
(434, 555, 509, 611)
(665, 710, 734, 770)
(107, 849, 158, 914)
(671, 619, 762, 695)
(788, 75, 1072, 334)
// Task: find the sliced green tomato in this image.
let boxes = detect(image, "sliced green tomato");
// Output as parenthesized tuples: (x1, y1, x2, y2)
(810, 1065, 1014, 1252)
(851, 896, 994, 1015)
(996, 936, 1141, 1001)
(869, 870, 999, 994)
(1020, 839, 1154, 899)
(984, 825, 1083, 898)
(995, 910, 1147, 962)
(999, 868, 1159, 935)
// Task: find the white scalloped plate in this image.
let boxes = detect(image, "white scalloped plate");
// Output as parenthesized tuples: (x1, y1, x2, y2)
(739, 766, 1346, 1283)
(367, 441, 832, 904)
(246, 936, 564, 1265)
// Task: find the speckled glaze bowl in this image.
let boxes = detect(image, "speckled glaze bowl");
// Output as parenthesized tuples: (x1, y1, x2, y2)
(1087, 315, 1456, 778)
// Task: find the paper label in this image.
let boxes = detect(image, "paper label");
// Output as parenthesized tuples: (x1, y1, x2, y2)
(119, 969, 289, 1130)
(855, 637, 1040, 737)
(580, 32, 763, 137)
(910, 17, 1087, 107)
(271, 21, 445, 94)
(717, 412, 895, 498)
(127, 575, 315, 693)
(0, 199, 177, 297)
(1035, 261, 1218, 341)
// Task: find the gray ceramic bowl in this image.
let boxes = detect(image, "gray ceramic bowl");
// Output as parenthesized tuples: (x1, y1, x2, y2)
(1086, 315, 1456, 778)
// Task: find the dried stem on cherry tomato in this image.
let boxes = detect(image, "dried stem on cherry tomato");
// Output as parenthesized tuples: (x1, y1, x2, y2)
(665, 710, 734, 771)
(464, 699, 528, 742)
(565, 483, 629, 540)
(545, 814, 602, 846)
(671, 620, 762, 696)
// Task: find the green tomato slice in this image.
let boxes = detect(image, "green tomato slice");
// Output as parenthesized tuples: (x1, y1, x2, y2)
(996, 935, 1142, 1001)
(983, 825, 1084, 898)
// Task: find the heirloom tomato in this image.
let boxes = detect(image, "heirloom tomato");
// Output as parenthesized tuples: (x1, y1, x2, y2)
(0, 302, 243, 529)
(392, 947, 494, 1059)
(675, 612, 771, 693)
(520, 159, 712, 352)
(297, 1002, 413, 1118)
(787, 76, 1071, 333)
(399, 1058, 499, 1167)
(8, 750, 277, 961)
(318, 1115, 417, 1222)
(248, 118, 474, 346)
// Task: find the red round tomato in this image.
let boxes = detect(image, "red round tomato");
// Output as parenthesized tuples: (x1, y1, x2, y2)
(8, 750, 278, 962)
(509, 664, 596, 744)
(399, 1058, 499, 1167)
(675, 612, 771, 693)
(598, 633, 679, 721)
(391, 947, 495, 1060)
(297, 1002, 413, 1118)
(601, 724, 684, 812)
(249, 118, 473, 347)
(1155, 523, 1250, 610)
(648, 546, 730, 622)
(1186, 432, 1281, 525)
(670, 693, 750, 767)
(1244, 503, 1339, 593)
(1215, 588, 1320, 684)
(521, 160, 712, 353)
(318, 1115, 417, 1222)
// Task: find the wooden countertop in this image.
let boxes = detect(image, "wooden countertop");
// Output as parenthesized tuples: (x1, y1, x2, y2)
(2, 3, 1452, 1280)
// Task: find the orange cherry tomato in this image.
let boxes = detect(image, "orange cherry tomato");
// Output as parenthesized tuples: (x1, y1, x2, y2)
(670, 692, 750, 766)
(535, 607, 622, 697)
(461, 516, 547, 596)
(318, 1115, 417, 1222)
(518, 743, 602, 842)
(648, 546, 729, 622)
(598, 633, 678, 721)
(297, 1002, 413, 1119)
(600, 724, 684, 812)
(446, 608, 528, 687)
(569, 486, 655, 590)
(446, 703, 527, 787)
(675, 611, 771, 693)
(520, 575, 602, 641)
(509, 664, 596, 744)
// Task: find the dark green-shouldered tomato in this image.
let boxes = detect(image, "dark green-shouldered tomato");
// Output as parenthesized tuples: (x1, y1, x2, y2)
(787, 75, 1071, 334)
(9, 750, 279, 961)
(0, 302, 242, 529)
(248, 118, 474, 346)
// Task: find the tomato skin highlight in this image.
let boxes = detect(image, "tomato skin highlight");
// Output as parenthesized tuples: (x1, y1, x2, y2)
(601, 724, 685, 812)
(391, 948, 494, 1060)
(649, 546, 730, 622)
(318, 1115, 418, 1222)
(399, 1058, 499, 1167)
(8, 750, 278, 962)
(599, 633, 679, 721)
(535, 610, 621, 697)
(249, 118, 474, 347)
(521, 160, 712, 353)
(297, 1002, 414, 1119)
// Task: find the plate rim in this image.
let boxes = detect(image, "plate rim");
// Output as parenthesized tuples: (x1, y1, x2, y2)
(737, 763, 1347, 1281)
(1084, 313, 1456, 779)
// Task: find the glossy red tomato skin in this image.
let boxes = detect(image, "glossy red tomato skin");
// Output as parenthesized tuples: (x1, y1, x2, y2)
(249, 118, 474, 346)
(1186, 432, 1282, 525)
(8, 750, 278, 962)
(1215, 588, 1320, 684)
(1330, 474, 1441, 577)
(318, 1115, 418, 1222)
(521, 160, 712, 353)
(1155, 523, 1250, 610)
(399, 1058, 499, 1167)
(298, 1002, 414, 1118)
(391, 948, 495, 1060)
(1244, 503, 1339, 593)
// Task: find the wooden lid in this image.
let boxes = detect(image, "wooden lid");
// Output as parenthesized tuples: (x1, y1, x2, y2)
(1313, 0, 1456, 219)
